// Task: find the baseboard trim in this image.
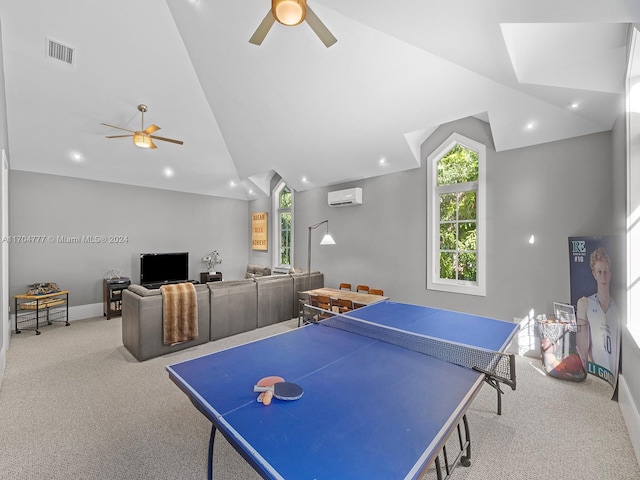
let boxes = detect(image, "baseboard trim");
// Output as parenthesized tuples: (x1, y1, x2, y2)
(68, 303, 103, 321)
(0, 346, 6, 389)
(619, 373, 640, 467)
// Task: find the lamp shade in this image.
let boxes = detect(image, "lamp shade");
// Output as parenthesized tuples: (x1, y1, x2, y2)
(272, 0, 306, 26)
(133, 132, 152, 148)
(320, 234, 335, 245)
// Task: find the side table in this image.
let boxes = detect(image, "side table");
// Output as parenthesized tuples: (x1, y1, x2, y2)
(14, 290, 70, 335)
(103, 278, 131, 319)
(200, 272, 222, 283)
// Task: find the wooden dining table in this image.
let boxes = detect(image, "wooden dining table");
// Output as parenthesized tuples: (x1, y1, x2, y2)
(301, 287, 389, 308)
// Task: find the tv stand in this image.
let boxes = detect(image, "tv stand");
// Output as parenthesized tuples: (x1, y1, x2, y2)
(141, 279, 197, 290)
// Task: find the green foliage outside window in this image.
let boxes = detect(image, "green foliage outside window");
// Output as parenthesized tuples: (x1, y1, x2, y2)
(279, 186, 292, 266)
(279, 211, 291, 266)
(437, 145, 478, 185)
(279, 186, 292, 208)
(437, 145, 478, 282)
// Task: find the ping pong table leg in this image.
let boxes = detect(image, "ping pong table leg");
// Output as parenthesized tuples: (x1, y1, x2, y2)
(208, 424, 217, 480)
(457, 414, 471, 467)
(484, 376, 504, 415)
(433, 414, 472, 480)
(434, 455, 443, 480)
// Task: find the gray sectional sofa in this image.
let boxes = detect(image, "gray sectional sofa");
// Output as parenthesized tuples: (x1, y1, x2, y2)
(121, 271, 324, 361)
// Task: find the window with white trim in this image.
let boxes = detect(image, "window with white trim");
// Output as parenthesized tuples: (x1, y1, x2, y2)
(273, 181, 293, 271)
(427, 133, 486, 296)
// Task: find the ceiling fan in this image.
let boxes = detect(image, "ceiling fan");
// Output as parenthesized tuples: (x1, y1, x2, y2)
(249, 0, 337, 48)
(100, 104, 184, 149)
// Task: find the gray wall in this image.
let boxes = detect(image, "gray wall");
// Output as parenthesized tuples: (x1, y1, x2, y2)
(8, 171, 249, 306)
(293, 116, 617, 322)
(0, 17, 9, 381)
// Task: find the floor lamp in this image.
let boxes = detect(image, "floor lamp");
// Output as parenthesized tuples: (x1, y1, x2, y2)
(307, 220, 335, 287)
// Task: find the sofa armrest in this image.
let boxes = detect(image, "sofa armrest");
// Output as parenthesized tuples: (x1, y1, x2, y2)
(121, 284, 210, 361)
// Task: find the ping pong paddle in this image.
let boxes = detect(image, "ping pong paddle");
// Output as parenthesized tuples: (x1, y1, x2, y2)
(255, 376, 285, 405)
(254, 381, 304, 401)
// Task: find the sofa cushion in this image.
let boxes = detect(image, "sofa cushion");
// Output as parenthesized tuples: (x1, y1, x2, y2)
(209, 279, 258, 340)
(127, 284, 161, 297)
(245, 264, 271, 278)
(255, 275, 294, 327)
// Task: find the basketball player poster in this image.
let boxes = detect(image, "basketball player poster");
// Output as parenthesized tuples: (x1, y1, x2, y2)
(568, 236, 620, 390)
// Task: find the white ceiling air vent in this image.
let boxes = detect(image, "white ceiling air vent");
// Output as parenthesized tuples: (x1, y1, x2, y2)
(46, 38, 75, 65)
(328, 187, 363, 207)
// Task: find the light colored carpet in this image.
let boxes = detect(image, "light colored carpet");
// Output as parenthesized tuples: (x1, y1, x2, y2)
(0, 316, 638, 480)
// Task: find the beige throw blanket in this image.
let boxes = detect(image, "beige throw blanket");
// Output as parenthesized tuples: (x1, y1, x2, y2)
(160, 283, 198, 346)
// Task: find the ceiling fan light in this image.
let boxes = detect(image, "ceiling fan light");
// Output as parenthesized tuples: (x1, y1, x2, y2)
(273, 0, 306, 26)
(133, 132, 152, 148)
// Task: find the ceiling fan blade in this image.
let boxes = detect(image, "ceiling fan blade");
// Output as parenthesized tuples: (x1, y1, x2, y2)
(149, 140, 157, 149)
(249, 10, 276, 45)
(100, 122, 136, 133)
(105, 134, 134, 138)
(149, 135, 184, 145)
(305, 6, 337, 48)
(143, 124, 161, 135)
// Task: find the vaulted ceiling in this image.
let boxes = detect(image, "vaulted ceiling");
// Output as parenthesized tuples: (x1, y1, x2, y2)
(1, 1, 638, 199)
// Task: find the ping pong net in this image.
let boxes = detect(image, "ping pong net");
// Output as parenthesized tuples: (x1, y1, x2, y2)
(303, 304, 516, 414)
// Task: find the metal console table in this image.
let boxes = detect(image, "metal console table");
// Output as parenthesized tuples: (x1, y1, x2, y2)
(14, 290, 70, 335)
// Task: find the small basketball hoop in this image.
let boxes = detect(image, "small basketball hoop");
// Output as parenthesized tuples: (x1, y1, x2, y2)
(537, 318, 566, 345)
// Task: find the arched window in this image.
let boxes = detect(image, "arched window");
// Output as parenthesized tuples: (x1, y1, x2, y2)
(427, 133, 486, 296)
(273, 181, 293, 271)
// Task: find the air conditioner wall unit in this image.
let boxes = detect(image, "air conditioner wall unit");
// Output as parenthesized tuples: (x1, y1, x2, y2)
(328, 187, 363, 207)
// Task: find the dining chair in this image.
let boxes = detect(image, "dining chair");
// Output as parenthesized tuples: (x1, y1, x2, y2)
(316, 295, 332, 311)
(307, 295, 332, 322)
(332, 297, 353, 314)
(298, 292, 310, 327)
(356, 285, 370, 293)
(339, 283, 352, 291)
(369, 288, 384, 296)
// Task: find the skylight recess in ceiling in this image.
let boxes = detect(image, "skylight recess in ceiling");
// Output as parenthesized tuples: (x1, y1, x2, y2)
(46, 38, 75, 65)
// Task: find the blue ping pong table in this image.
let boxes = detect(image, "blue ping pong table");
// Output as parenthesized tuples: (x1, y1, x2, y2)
(166, 301, 518, 480)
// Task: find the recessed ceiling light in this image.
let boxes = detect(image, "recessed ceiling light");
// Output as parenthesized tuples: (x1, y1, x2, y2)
(569, 102, 580, 109)
(302, 176, 309, 183)
(379, 158, 387, 166)
(70, 151, 83, 162)
(528, 235, 535, 245)
(249, 189, 254, 195)
(163, 167, 174, 178)
(525, 122, 535, 130)
(229, 180, 236, 187)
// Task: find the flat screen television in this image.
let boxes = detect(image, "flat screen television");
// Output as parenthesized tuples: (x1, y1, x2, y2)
(140, 252, 189, 285)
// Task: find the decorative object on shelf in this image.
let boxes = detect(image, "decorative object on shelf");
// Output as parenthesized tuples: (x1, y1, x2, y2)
(26, 282, 61, 296)
(200, 272, 223, 284)
(105, 268, 124, 280)
(202, 250, 223, 273)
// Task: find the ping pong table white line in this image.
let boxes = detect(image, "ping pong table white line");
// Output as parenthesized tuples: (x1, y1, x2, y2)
(166, 366, 286, 480)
